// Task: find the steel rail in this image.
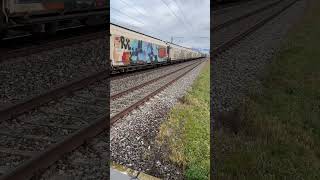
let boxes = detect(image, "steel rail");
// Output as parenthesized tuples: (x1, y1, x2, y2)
(213, 0, 283, 31)
(0, 0, 300, 177)
(0, 58, 204, 123)
(0, 70, 109, 122)
(0, 115, 108, 180)
(0, 31, 106, 63)
(0, 59, 201, 123)
(212, 0, 299, 56)
(111, 60, 204, 125)
(110, 60, 200, 100)
(0, 60, 204, 180)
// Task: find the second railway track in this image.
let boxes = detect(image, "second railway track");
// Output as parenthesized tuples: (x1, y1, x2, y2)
(0, 0, 301, 177)
(213, 0, 299, 55)
(0, 26, 106, 63)
(0, 58, 205, 179)
(213, 0, 283, 31)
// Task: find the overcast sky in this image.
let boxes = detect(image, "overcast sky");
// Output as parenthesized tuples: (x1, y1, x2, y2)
(110, 0, 210, 54)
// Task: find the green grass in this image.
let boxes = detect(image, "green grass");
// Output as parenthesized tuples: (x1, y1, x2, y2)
(215, 1, 320, 179)
(156, 61, 210, 179)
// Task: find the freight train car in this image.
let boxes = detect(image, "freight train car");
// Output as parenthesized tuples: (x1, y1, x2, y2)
(110, 23, 169, 72)
(166, 42, 203, 62)
(0, 0, 107, 38)
(167, 43, 185, 61)
(110, 23, 204, 72)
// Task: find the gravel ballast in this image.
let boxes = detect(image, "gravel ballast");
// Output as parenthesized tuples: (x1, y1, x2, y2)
(213, 0, 293, 48)
(211, 0, 306, 176)
(110, 59, 207, 179)
(39, 132, 109, 180)
(211, 0, 306, 116)
(214, 0, 281, 26)
(0, 74, 108, 179)
(110, 63, 199, 117)
(0, 38, 107, 108)
(110, 60, 196, 95)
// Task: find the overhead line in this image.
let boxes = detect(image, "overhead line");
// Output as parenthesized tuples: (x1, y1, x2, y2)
(172, 0, 194, 31)
(110, 9, 171, 40)
(118, 0, 147, 17)
(159, 0, 192, 33)
(110, 7, 145, 25)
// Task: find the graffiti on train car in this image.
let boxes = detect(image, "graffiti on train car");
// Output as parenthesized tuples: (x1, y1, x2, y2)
(112, 35, 168, 65)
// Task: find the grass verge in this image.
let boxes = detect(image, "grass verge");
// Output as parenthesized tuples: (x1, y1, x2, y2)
(215, 1, 320, 179)
(156, 61, 210, 179)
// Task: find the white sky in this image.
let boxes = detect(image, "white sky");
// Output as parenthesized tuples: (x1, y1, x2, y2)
(110, 0, 210, 54)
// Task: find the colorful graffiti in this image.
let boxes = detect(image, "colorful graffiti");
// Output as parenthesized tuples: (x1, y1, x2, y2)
(112, 35, 168, 66)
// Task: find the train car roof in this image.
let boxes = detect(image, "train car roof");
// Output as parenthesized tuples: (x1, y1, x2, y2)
(110, 23, 200, 53)
(166, 42, 190, 49)
(110, 23, 165, 42)
(166, 42, 200, 53)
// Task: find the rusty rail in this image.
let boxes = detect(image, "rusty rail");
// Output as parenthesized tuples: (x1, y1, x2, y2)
(111, 61, 199, 100)
(213, 0, 299, 56)
(0, 60, 199, 123)
(0, 115, 107, 180)
(0, 31, 105, 63)
(0, 60, 203, 180)
(213, 0, 283, 31)
(0, 70, 109, 122)
(111, 60, 204, 125)
(0, 0, 300, 177)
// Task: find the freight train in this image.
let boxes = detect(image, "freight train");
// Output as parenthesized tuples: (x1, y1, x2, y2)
(110, 23, 205, 72)
(0, 0, 107, 38)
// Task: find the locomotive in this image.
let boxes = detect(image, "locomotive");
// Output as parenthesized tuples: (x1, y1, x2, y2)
(110, 23, 205, 72)
(0, 0, 107, 38)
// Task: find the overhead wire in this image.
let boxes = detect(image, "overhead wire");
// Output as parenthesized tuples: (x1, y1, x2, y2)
(111, 0, 207, 45)
(110, 7, 145, 26)
(115, 0, 166, 38)
(110, 7, 171, 40)
(173, 0, 210, 50)
(118, 0, 147, 17)
(159, 0, 193, 33)
(171, 0, 194, 31)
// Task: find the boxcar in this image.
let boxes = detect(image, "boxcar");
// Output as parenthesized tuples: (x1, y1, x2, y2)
(110, 23, 205, 72)
(167, 43, 198, 61)
(110, 23, 169, 70)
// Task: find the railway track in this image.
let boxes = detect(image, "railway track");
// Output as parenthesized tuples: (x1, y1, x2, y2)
(0, 71, 109, 179)
(0, 25, 106, 63)
(213, 0, 283, 31)
(0, 58, 204, 179)
(0, 0, 300, 178)
(213, 0, 269, 15)
(213, 0, 299, 56)
(110, 60, 203, 125)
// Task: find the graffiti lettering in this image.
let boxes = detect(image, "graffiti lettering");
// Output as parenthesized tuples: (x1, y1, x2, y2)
(120, 36, 131, 50)
(112, 35, 168, 65)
